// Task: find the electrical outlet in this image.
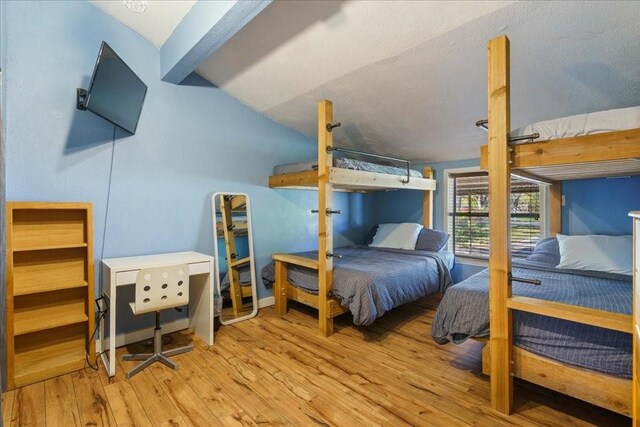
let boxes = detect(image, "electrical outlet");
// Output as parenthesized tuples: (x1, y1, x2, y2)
(561, 195, 566, 207)
(96, 297, 108, 313)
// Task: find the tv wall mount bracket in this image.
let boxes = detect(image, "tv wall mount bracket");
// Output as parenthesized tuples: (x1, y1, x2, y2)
(76, 88, 88, 111)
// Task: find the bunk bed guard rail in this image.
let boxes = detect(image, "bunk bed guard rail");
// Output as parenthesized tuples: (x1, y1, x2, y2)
(326, 145, 412, 184)
(475, 119, 540, 144)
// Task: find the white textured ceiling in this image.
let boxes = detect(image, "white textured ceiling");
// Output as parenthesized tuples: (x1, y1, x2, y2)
(89, 0, 197, 47)
(197, 0, 640, 163)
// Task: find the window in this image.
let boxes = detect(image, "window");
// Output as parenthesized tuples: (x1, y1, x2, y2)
(445, 168, 545, 259)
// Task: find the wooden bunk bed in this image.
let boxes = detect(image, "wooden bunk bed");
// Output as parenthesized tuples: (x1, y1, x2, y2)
(218, 195, 253, 317)
(481, 35, 640, 418)
(269, 99, 436, 337)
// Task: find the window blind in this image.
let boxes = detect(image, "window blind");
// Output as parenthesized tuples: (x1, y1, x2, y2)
(447, 171, 541, 258)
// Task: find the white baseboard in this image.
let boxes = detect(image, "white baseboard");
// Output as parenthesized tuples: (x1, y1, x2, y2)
(96, 318, 189, 353)
(96, 297, 275, 352)
(258, 296, 274, 308)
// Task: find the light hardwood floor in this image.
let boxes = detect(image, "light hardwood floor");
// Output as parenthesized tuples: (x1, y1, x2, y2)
(2, 296, 630, 426)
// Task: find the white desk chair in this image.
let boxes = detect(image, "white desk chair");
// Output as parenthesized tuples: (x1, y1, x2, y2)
(122, 264, 193, 378)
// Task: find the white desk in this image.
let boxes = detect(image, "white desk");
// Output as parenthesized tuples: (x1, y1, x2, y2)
(99, 251, 214, 377)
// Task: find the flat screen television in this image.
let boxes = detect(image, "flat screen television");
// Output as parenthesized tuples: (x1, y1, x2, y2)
(77, 42, 147, 134)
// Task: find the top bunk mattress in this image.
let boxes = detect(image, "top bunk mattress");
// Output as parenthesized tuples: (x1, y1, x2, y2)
(274, 157, 423, 178)
(511, 106, 640, 141)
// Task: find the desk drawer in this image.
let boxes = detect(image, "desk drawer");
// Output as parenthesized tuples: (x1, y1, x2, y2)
(188, 261, 210, 276)
(115, 261, 210, 286)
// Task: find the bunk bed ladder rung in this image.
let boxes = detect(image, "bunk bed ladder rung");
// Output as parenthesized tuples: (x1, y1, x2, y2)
(325, 122, 341, 132)
(311, 208, 342, 216)
(506, 296, 633, 334)
(509, 273, 541, 286)
(475, 118, 540, 143)
(311, 250, 343, 259)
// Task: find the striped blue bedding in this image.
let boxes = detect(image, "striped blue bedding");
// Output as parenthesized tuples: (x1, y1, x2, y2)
(262, 246, 453, 326)
(432, 238, 632, 378)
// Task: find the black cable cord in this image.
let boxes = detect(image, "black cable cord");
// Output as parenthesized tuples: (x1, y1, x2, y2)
(85, 302, 109, 371)
(86, 124, 117, 370)
(100, 124, 117, 272)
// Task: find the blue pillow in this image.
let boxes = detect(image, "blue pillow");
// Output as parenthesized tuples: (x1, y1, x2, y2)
(415, 228, 449, 252)
(525, 237, 560, 266)
(363, 225, 379, 246)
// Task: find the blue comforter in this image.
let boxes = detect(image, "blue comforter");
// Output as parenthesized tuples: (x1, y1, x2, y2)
(432, 246, 632, 378)
(262, 246, 453, 326)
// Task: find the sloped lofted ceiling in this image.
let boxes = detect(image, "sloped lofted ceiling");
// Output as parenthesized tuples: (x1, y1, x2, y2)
(90, 0, 197, 47)
(196, 0, 640, 163)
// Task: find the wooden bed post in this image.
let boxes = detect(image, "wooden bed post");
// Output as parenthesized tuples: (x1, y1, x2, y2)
(274, 260, 288, 316)
(318, 100, 335, 337)
(488, 35, 513, 414)
(220, 196, 243, 317)
(423, 166, 434, 228)
(549, 182, 562, 237)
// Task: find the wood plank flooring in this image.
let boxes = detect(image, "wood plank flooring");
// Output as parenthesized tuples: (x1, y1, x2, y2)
(1, 295, 630, 426)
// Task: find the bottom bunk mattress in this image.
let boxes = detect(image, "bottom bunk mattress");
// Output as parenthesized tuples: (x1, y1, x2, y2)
(432, 258, 632, 378)
(263, 246, 453, 326)
(220, 264, 252, 291)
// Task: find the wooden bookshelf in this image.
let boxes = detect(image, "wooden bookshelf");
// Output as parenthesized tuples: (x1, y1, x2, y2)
(5, 202, 95, 389)
(13, 323, 88, 387)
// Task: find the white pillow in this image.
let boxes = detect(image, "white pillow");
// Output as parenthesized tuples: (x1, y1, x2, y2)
(369, 223, 423, 250)
(556, 234, 632, 275)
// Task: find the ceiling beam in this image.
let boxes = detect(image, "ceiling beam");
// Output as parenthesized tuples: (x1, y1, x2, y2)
(160, 0, 272, 84)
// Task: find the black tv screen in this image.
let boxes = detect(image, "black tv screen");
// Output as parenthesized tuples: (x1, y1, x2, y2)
(84, 42, 147, 134)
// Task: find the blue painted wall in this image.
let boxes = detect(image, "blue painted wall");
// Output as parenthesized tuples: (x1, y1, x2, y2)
(3, 1, 368, 334)
(562, 176, 640, 236)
